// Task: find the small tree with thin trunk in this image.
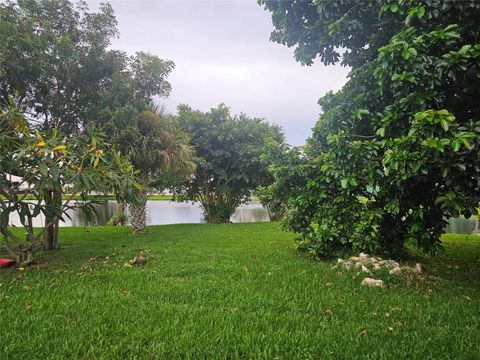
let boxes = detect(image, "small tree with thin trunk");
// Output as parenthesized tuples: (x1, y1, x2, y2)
(0, 99, 140, 265)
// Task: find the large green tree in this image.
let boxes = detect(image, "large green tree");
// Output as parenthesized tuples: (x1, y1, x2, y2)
(172, 104, 284, 223)
(261, 0, 480, 257)
(90, 54, 188, 234)
(0, 0, 118, 133)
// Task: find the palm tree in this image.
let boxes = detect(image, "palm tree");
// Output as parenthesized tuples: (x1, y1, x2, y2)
(128, 106, 195, 234)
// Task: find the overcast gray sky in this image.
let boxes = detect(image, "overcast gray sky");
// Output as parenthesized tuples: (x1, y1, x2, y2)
(87, 0, 349, 145)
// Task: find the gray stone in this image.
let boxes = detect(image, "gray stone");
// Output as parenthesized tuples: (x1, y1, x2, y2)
(361, 278, 384, 287)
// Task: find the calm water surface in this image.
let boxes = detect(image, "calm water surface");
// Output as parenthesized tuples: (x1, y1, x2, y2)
(8, 200, 269, 227)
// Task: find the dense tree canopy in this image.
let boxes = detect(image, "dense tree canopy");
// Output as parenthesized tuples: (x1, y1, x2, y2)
(0, 0, 118, 133)
(261, 0, 480, 257)
(172, 104, 284, 223)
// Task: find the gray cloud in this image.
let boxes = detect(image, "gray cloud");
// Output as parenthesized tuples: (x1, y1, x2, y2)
(87, 0, 349, 145)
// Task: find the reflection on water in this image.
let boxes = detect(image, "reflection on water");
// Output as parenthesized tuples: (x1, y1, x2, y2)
(8, 201, 269, 227)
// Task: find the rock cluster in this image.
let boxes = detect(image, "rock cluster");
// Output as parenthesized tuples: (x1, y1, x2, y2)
(336, 252, 423, 286)
(336, 252, 406, 274)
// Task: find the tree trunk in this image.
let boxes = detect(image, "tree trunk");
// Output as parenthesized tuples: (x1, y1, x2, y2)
(44, 188, 61, 250)
(201, 194, 235, 223)
(116, 201, 126, 224)
(130, 190, 147, 234)
(108, 201, 126, 226)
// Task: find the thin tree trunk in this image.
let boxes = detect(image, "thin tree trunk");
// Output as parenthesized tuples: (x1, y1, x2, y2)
(116, 201, 126, 224)
(1, 201, 9, 255)
(108, 200, 126, 225)
(44, 188, 61, 250)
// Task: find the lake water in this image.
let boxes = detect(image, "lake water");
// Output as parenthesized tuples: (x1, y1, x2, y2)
(7, 200, 270, 227)
(445, 216, 478, 235)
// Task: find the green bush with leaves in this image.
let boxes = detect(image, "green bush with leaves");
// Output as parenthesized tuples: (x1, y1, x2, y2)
(261, 0, 480, 258)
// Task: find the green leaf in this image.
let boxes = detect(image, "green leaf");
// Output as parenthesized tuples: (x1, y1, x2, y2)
(340, 178, 349, 189)
(417, 5, 425, 18)
(440, 119, 449, 131)
(460, 138, 472, 151)
(451, 139, 461, 152)
(39, 162, 48, 176)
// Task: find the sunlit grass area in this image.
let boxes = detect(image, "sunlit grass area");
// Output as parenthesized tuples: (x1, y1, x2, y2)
(1, 223, 479, 359)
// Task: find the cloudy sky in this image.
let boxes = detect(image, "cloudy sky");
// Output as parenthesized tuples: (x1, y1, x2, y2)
(87, 0, 350, 145)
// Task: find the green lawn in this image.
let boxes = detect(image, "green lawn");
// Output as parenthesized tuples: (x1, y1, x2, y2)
(1, 223, 479, 359)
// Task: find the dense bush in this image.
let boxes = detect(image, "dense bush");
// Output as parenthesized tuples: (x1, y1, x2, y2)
(261, 0, 480, 258)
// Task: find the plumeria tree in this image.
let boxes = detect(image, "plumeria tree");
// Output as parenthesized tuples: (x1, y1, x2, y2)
(0, 99, 140, 265)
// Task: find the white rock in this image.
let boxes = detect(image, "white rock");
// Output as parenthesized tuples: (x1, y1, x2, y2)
(415, 263, 422, 274)
(337, 258, 345, 264)
(359, 252, 369, 259)
(361, 265, 370, 273)
(389, 267, 402, 276)
(373, 263, 381, 270)
(354, 262, 363, 269)
(387, 260, 400, 269)
(361, 278, 384, 287)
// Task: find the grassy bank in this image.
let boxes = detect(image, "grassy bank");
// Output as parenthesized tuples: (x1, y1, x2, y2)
(1, 223, 479, 359)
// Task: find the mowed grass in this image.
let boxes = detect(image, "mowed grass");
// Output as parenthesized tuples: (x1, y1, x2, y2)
(0, 223, 479, 359)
